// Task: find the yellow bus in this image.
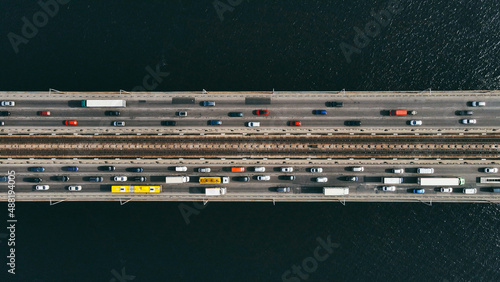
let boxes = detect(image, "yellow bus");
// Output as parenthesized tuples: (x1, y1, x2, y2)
(111, 185, 162, 193)
(199, 177, 229, 184)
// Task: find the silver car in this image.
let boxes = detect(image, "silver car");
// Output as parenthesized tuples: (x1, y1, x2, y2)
(113, 121, 125, 127)
(257, 175, 270, 181)
(310, 167, 323, 173)
(198, 167, 211, 173)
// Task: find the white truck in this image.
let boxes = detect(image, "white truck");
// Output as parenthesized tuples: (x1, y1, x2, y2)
(383, 177, 403, 184)
(323, 187, 349, 196)
(81, 100, 126, 107)
(165, 176, 190, 184)
(418, 177, 465, 186)
(205, 187, 227, 196)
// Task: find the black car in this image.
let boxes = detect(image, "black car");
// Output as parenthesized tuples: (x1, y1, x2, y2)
(0, 111, 10, 116)
(132, 176, 147, 182)
(162, 121, 177, 126)
(129, 167, 144, 173)
(99, 166, 115, 171)
(105, 111, 120, 116)
(280, 175, 295, 181)
(29, 177, 43, 183)
(228, 112, 244, 117)
(457, 110, 473, 116)
(29, 167, 45, 172)
(235, 176, 250, 182)
(89, 176, 103, 182)
(344, 120, 361, 126)
(326, 101, 344, 107)
(57, 176, 69, 182)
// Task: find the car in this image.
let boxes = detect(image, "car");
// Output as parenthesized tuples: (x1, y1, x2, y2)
(114, 176, 127, 182)
(254, 167, 265, 172)
(100, 166, 115, 171)
(409, 120, 422, 126)
(29, 178, 42, 183)
(326, 101, 343, 107)
(35, 185, 49, 190)
(463, 188, 477, 194)
(247, 122, 260, 127)
(413, 189, 425, 194)
(255, 110, 269, 115)
(315, 177, 328, 183)
(132, 176, 146, 182)
(346, 176, 358, 182)
(313, 110, 327, 115)
(417, 168, 434, 174)
(57, 176, 69, 182)
(281, 167, 293, 172)
(345, 120, 361, 126)
(209, 120, 222, 125)
(177, 111, 188, 117)
(235, 176, 250, 182)
(112, 121, 125, 127)
(277, 187, 291, 193)
(352, 167, 364, 172)
(382, 186, 396, 191)
(130, 167, 143, 172)
(0, 176, 9, 182)
(162, 121, 177, 126)
(231, 167, 245, 172)
(198, 167, 211, 173)
(280, 175, 295, 181)
(68, 185, 82, 191)
(484, 167, 499, 173)
(89, 176, 103, 182)
(460, 119, 476, 124)
(440, 187, 453, 193)
(0, 101, 15, 106)
(105, 111, 120, 116)
(471, 101, 486, 107)
(175, 166, 187, 172)
(392, 168, 404, 174)
(290, 121, 302, 126)
(65, 166, 79, 171)
(310, 167, 323, 173)
(457, 110, 473, 116)
(228, 112, 243, 117)
(29, 167, 45, 172)
(0, 121, 4, 126)
(202, 101, 215, 107)
(0, 111, 11, 116)
(257, 175, 271, 181)
(65, 120, 77, 126)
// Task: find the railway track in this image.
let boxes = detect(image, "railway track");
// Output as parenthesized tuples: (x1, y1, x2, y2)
(0, 134, 498, 158)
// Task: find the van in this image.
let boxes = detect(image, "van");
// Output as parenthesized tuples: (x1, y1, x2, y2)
(254, 167, 265, 172)
(463, 188, 477, 194)
(417, 168, 434, 174)
(352, 167, 364, 172)
(231, 167, 245, 172)
(175, 166, 187, 172)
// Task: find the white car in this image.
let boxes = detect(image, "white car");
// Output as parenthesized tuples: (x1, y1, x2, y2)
(247, 122, 260, 127)
(68, 185, 82, 191)
(352, 167, 364, 172)
(281, 167, 293, 172)
(471, 101, 486, 107)
(177, 111, 188, 117)
(440, 187, 453, 193)
(463, 188, 477, 194)
(0, 101, 15, 106)
(198, 167, 211, 173)
(310, 167, 323, 173)
(409, 120, 422, 126)
(392, 168, 404, 174)
(257, 175, 270, 181)
(254, 167, 265, 172)
(382, 186, 396, 191)
(113, 121, 125, 126)
(35, 185, 49, 190)
(315, 177, 328, 183)
(114, 176, 127, 182)
(484, 167, 499, 173)
(460, 119, 476, 124)
(175, 166, 188, 172)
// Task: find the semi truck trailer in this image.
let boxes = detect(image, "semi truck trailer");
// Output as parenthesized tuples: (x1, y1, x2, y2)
(383, 177, 403, 184)
(165, 176, 190, 183)
(418, 177, 465, 186)
(323, 187, 349, 196)
(205, 187, 227, 196)
(81, 100, 126, 107)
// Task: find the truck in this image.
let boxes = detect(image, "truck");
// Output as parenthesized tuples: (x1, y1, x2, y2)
(383, 177, 403, 184)
(205, 187, 226, 196)
(323, 187, 349, 196)
(111, 185, 162, 193)
(81, 100, 126, 108)
(390, 110, 417, 116)
(165, 176, 190, 184)
(199, 176, 230, 184)
(418, 177, 465, 186)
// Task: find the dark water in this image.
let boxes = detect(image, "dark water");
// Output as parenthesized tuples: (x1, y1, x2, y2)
(1, 0, 500, 281)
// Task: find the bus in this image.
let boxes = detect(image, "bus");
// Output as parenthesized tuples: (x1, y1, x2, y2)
(81, 100, 126, 107)
(199, 177, 229, 184)
(111, 185, 162, 193)
(479, 177, 500, 184)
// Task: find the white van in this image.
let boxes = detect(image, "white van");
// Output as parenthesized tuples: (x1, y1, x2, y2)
(463, 188, 477, 194)
(175, 166, 187, 172)
(352, 167, 364, 172)
(254, 167, 265, 172)
(417, 168, 434, 174)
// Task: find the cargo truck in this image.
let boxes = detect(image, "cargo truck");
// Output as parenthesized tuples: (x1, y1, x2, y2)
(323, 187, 349, 196)
(165, 176, 190, 183)
(383, 177, 403, 184)
(81, 100, 126, 107)
(418, 177, 465, 186)
(205, 187, 227, 196)
(390, 110, 417, 116)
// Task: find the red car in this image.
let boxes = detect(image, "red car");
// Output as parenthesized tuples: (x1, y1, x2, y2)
(65, 120, 77, 126)
(255, 110, 269, 115)
(290, 121, 302, 126)
(38, 111, 51, 116)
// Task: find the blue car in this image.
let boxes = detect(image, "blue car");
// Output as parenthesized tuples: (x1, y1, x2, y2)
(202, 101, 215, 107)
(209, 120, 222, 125)
(412, 189, 425, 194)
(29, 167, 45, 172)
(313, 110, 327, 115)
(65, 166, 79, 171)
